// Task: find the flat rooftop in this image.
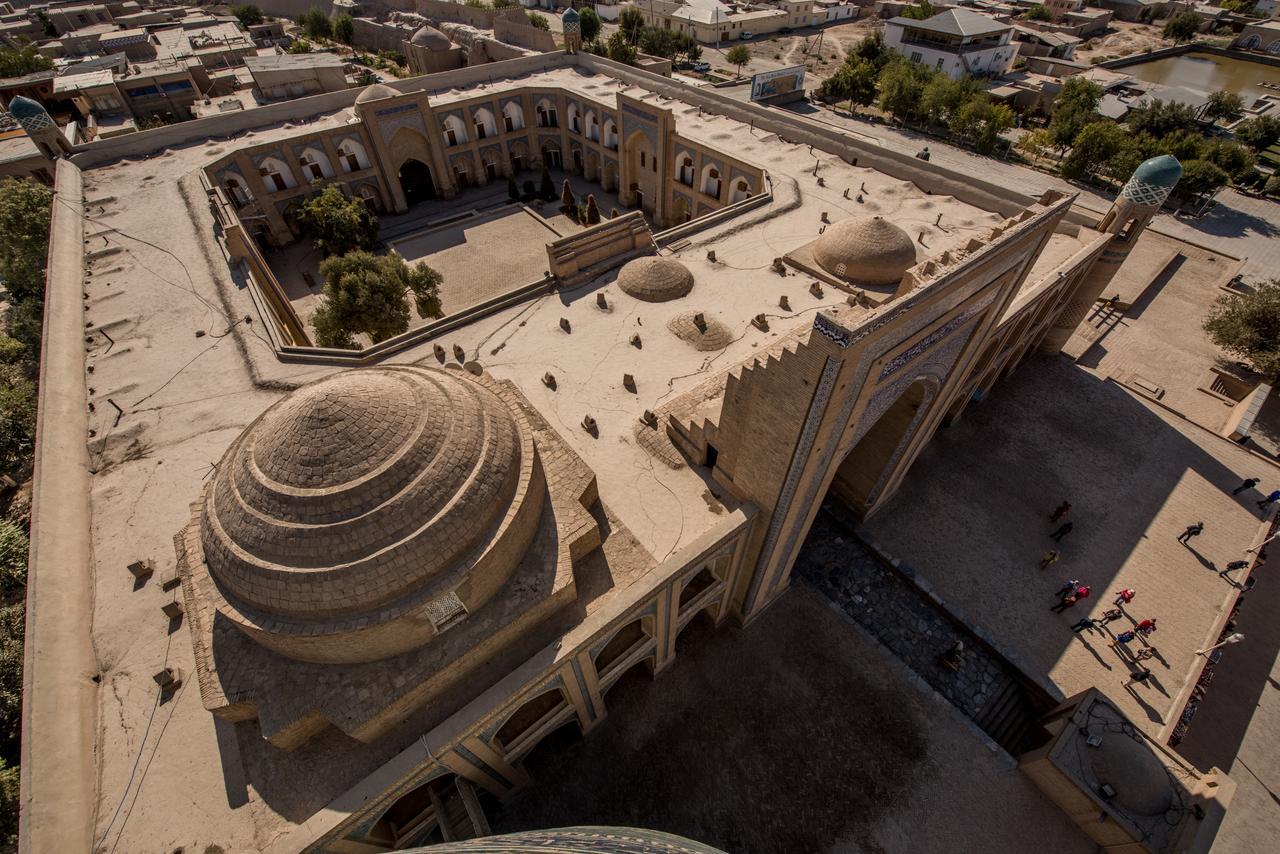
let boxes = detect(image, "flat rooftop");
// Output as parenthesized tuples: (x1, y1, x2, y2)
(74, 65, 1087, 851)
(245, 52, 346, 72)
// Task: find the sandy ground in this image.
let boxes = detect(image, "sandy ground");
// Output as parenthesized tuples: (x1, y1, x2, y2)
(700, 18, 881, 84)
(1075, 22, 1172, 64)
(861, 355, 1270, 738)
(490, 587, 1093, 854)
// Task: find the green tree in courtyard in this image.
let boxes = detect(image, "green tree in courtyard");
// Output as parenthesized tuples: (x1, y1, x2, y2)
(311, 251, 443, 348)
(585, 194, 600, 224)
(0, 44, 52, 78)
(818, 59, 878, 112)
(847, 31, 890, 70)
(1173, 158, 1229, 199)
(620, 7, 645, 44)
(1026, 4, 1053, 21)
(1204, 90, 1245, 125)
(0, 365, 37, 480)
(332, 13, 354, 45)
(297, 7, 331, 40)
(1235, 115, 1280, 151)
(1200, 138, 1255, 181)
(1061, 120, 1128, 179)
(0, 178, 53, 309)
(899, 0, 936, 20)
(1157, 128, 1204, 163)
(561, 177, 576, 211)
(1205, 280, 1280, 378)
(1126, 98, 1200, 137)
(877, 57, 928, 123)
(287, 38, 312, 54)
(1046, 76, 1103, 155)
(605, 31, 637, 65)
(949, 96, 1015, 155)
(231, 4, 264, 28)
(579, 8, 602, 42)
(919, 74, 975, 127)
(726, 44, 751, 78)
(297, 184, 379, 256)
(1162, 12, 1201, 44)
(527, 12, 550, 31)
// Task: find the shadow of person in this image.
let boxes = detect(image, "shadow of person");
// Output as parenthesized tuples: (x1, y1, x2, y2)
(1072, 633, 1113, 670)
(1182, 542, 1218, 571)
(1124, 682, 1164, 724)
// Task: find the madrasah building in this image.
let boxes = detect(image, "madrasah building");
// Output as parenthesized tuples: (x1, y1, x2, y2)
(18, 9, 1234, 854)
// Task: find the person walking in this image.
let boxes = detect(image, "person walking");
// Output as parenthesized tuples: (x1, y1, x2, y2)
(1258, 490, 1280, 510)
(1115, 629, 1136, 646)
(1125, 667, 1153, 686)
(1114, 588, 1136, 607)
(1178, 522, 1204, 544)
(1220, 559, 1249, 578)
(1050, 501, 1072, 523)
(1051, 521, 1074, 542)
(1233, 478, 1260, 495)
(1052, 584, 1090, 613)
(1136, 618, 1157, 636)
(1098, 608, 1124, 626)
(1070, 616, 1098, 633)
(1134, 646, 1158, 662)
(1055, 579, 1081, 599)
(1039, 549, 1061, 570)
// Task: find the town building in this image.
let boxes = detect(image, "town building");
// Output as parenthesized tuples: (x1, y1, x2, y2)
(245, 52, 350, 102)
(634, 0, 820, 44)
(1235, 19, 1280, 53)
(884, 8, 1018, 79)
(18, 8, 1241, 853)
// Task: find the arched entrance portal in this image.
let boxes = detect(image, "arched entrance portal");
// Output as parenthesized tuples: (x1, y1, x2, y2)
(398, 159, 436, 207)
(829, 378, 935, 518)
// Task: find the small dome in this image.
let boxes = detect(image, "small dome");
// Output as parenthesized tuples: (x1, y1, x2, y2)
(1132, 154, 1182, 189)
(562, 8, 580, 22)
(617, 256, 694, 302)
(812, 216, 917, 288)
(410, 25, 452, 50)
(7, 95, 48, 121)
(199, 367, 541, 663)
(667, 310, 731, 351)
(355, 83, 399, 104)
(1087, 724, 1174, 816)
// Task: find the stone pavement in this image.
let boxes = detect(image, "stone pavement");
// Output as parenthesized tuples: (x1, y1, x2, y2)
(860, 355, 1271, 738)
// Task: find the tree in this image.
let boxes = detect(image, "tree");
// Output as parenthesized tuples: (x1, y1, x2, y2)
(492, 0, 519, 7)
(561, 178, 576, 211)
(0, 521, 27, 600)
(297, 185, 379, 256)
(539, 166, 555, 201)
(1174, 158, 1229, 199)
(1026, 4, 1053, 21)
(1204, 90, 1244, 125)
(1157, 128, 1204, 162)
(620, 7, 645, 44)
(527, 12, 550, 31)
(297, 7, 331, 40)
(0, 605, 23, 767)
(0, 757, 17, 853)
(0, 178, 53, 309)
(899, 0, 937, 20)
(332, 12, 354, 44)
(726, 44, 751, 77)
(1061, 120, 1128, 179)
(685, 41, 703, 64)
(1126, 99, 1199, 137)
(287, 38, 312, 54)
(847, 31, 889, 70)
(949, 96, 1015, 155)
(585, 194, 600, 224)
(1200, 138, 1256, 181)
(1235, 115, 1280, 151)
(579, 8, 602, 42)
(1162, 12, 1201, 44)
(0, 44, 53, 78)
(311, 251, 442, 348)
(0, 366, 36, 480)
(919, 75, 974, 127)
(1205, 280, 1280, 378)
(1047, 76, 1104, 154)
(230, 4, 264, 28)
(877, 57, 928, 123)
(1102, 131, 1159, 184)
(818, 59, 877, 112)
(640, 26, 682, 59)
(605, 31, 637, 64)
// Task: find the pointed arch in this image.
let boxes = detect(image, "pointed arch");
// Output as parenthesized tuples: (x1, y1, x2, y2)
(257, 156, 295, 192)
(502, 100, 524, 132)
(442, 114, 468, 146)
(472, 106, 497, 140)
(337, 137, 370, 172)
(700, 163, 722, 199)
(298, 147, 333, 182)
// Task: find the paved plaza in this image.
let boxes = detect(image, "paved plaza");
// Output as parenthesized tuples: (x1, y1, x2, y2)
(489, 589, 1092, 854)
(861, 356, 1271, 736)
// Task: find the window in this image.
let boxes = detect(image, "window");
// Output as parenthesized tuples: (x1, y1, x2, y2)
(475, 119, 486, 139)
(337, 139, 368, 172)
(444, 123, 458, 146)
(537, 103, 557, 128)
(911, 51, 923, 63)
(936, 58, 944, 70)
(260, 165, 287, 192)
(640, 151, 646, 167)
(299, 153, 324, 181)
(679, 156, 693, 185)
(160, 80, 192, 93)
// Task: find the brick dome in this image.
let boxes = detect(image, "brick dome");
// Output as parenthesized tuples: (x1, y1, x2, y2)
(355, 83, 399, 104)
(199, 366, 543, 663)
(813, 215, 917, 287)
(616, 256, 694, 302)
(410, 25, 452, 50)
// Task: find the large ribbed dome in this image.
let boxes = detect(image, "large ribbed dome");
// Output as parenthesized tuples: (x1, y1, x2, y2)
(617, 256, 694, 302)
(199, 366, 542, 663)
(410, 25, 452, 50)
(813, 215, 917, 287)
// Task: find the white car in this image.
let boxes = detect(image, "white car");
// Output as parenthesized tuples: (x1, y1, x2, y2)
(741, 31, 753, 39)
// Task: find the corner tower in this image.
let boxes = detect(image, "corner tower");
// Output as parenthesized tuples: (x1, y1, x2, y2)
(8, 96, 72, 160)
(1039, 155, 1181, 353)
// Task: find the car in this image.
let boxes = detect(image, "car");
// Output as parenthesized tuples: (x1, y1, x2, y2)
(692, 61, 710, 72)
(741, 31, 753, 39)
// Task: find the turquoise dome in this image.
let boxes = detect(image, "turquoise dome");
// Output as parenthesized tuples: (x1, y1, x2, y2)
(1132, 154, 1182, 189)
(8, 96, 48, 121)
(563, 8, 580, 21)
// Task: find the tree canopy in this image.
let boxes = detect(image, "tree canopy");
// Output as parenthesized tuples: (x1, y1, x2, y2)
(579, 8, 602, 42)
(0, 178, 53, 309)
(1061, 120, 1128, 179)
(620, 7, 645, 43)
(1204, 280, 1280, 378)
(527, 12, 550, 31)
(297, 185, 379, 256)
(311, 251, 443, 348)
(1126, 98, 1199, 138)
(0, 44, 53, 78)
(297, 7, 331, 39)
(1204, 90, 1244, 125)
(1047, 76, 1103, 153)
(1162, 12, 1201, 44)
(1235, 115, 1280, 151)
(1026, 4, 1053, 21)
(332, 12, 354, 44)
(900, 0, 937, 20)
(726, 44, 751, 76)
(230, 4, 264, 28)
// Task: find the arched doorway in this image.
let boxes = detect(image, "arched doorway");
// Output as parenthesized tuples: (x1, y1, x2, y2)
(398, 159, 436, 207)
(829, 378, 935, 517)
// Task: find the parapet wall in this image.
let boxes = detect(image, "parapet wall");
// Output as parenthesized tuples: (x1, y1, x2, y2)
(546, 210, 655, 285)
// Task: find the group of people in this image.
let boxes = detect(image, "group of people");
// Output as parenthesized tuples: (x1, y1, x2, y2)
(1232, 477, 1280, 512)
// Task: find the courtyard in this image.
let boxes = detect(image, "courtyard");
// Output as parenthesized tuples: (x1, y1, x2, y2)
(266, 170, 629, 330)
(488, 588, 1092, 854)
(859, 355, 1270, 737)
